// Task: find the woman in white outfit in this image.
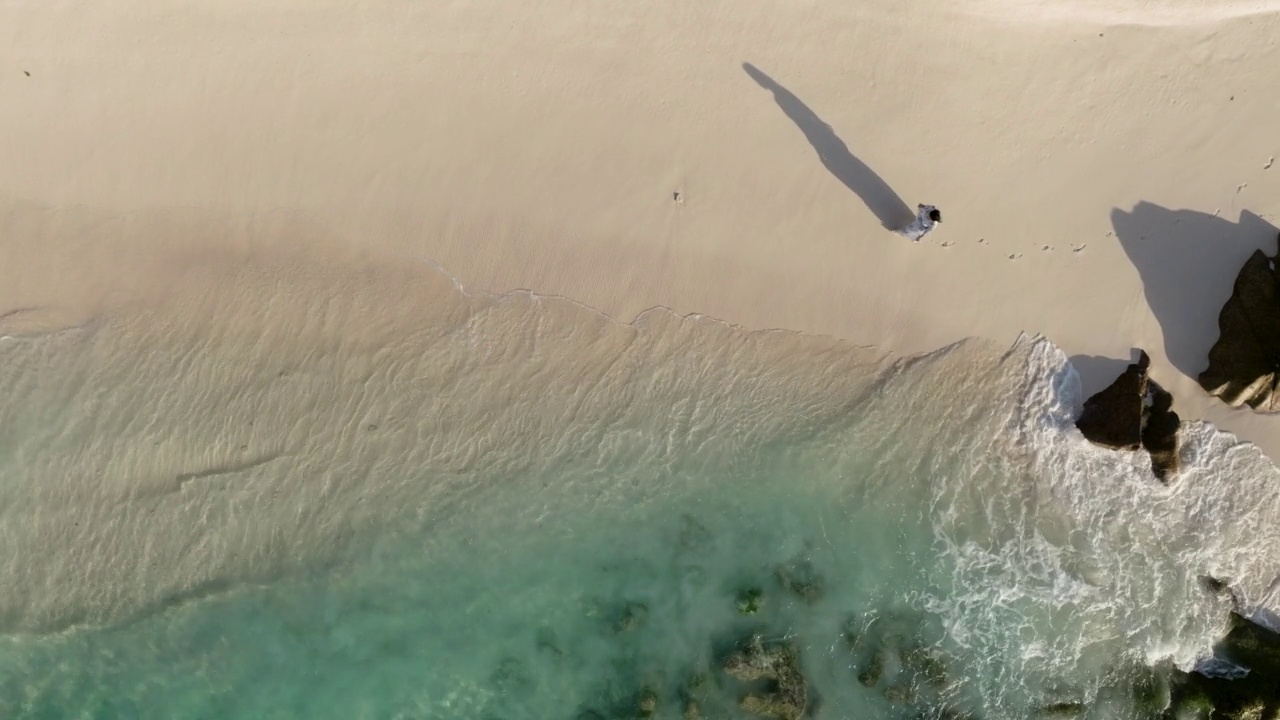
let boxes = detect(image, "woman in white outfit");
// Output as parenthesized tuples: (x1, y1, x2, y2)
(897, 204, 941, 242)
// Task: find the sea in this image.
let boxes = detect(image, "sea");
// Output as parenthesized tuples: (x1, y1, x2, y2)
(1, 252, 1279, 719)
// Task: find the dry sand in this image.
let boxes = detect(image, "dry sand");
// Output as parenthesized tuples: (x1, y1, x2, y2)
(3, 0, 1280, 455)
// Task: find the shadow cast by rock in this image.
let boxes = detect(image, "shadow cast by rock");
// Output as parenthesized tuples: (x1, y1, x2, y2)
(1111, 203, 1279, 378)
(1069, 352, 1140, 400)
(743, 62, 914, 230)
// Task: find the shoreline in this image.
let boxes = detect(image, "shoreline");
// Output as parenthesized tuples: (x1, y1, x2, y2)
(3, 0, 1280, 457)
(6, 197, 1280, 462)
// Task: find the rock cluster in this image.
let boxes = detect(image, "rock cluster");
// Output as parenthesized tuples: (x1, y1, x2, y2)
(1166, 612, 1280, 719)
(537, 519, 1280, 720)
(612, 601, 650, 634)
(720, 634, 808, 720)
(1075, 349, 1181, 481)
(1199, 234, 1280, 412)
(846, 611, 959, 714)
(775, 559, 823, 604)
(736, 587, 764, 615)
(565, 533, 1273, 720)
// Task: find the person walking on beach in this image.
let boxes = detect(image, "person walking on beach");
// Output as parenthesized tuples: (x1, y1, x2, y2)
(897, 204, 941, 242)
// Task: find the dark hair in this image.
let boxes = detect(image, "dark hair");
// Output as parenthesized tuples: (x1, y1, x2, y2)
(928, 209, 942, 222)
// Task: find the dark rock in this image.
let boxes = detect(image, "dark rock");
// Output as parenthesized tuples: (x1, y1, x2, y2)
(1200, 575, 1233, 596)
(883, 683, 914, 704)
(1037, 701, 1084, 717)
(857, 649, 885, 687)
(720, 634, 808, 720)
(535, 626, 565, 658)
(775, 560, 824, 604)
(1167, 612, 1280, 719)
(740, 693, 802, 719)
(848, 611, 952, 693)
(1200, 237, 1280, 412)
(636, 687, 658, 718)
(612, 602, 650, 634)
(488, 657, 532, 695)
(677, 514, 712, 551)
(674, 674, 711, 720)
(685, 671, 710, 694)
(1142, 378, 1182, 481)
(843, 609, 962, 714)
(683, 670, 712, 699)
(737, 587, 764, 615)
(1218, 612, 1280, 671)
(901, 644, 949, 689)
(1076, 351, 1150, 450)
(1169, 683, 1214, 718)
(1088, 660, 1173, 717)
(844, 613, 884, 656)
(1128, 661, 1172, 715)
(1075, 349, 1182, 481)
(721, 634, 780, 682)
(843, 618, 865, 651)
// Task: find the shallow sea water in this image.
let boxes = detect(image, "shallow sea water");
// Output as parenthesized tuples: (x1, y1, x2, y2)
(2, 254, 1280, 719)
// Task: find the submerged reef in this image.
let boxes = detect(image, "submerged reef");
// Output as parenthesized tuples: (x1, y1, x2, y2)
(1075, 349, 1181, 481)
(720, 633, 808, 720)
(528, 517, 1278, 720)
(774, 558, 824, 604)
(845, 610, 962, 715)
(736, 587, 764, 616)
(1200, 233, 1280, 413)
(612, 601, 651, 634)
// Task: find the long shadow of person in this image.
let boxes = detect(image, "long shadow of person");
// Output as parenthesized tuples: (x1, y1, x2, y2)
(742, 62, 915, 230)
(1111, 202, 1279, 379)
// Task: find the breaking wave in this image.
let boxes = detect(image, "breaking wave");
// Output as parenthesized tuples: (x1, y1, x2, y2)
(0, 253, 1277, 718)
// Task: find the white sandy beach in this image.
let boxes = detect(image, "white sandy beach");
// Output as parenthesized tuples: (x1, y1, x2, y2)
(3, 0, 1280, 455)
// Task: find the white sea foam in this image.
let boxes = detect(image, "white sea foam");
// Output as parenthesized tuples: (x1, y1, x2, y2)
(923, 335, 1280, 715)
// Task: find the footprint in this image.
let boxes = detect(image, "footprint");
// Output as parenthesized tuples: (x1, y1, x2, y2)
(977, 238, 988, 244)
(1072, 244, 1087, 253)
(1041, 245, 1054, 252)
(1008, 253, 1023, 260)
(1237, 183, 1248, 193)
(939, 240, 954, 248)
(1105, 231, 1114, 237)
(1265, 157, 1274, 170)
(672, 191, 683, 203)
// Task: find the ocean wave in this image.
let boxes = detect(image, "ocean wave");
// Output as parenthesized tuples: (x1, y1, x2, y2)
(923, 334, 1280, 715)
(2, 253, 1279, 717)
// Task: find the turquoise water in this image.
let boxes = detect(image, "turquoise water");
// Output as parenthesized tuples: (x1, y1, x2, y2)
(1, 461, 942, 719)
(3, 261, 1280, 719)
